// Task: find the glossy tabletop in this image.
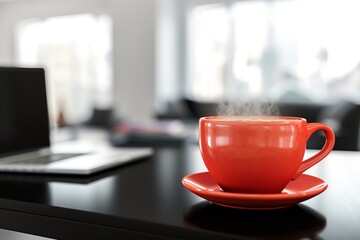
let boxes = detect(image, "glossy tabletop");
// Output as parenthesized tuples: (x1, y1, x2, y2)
(0, 141, 359, 239)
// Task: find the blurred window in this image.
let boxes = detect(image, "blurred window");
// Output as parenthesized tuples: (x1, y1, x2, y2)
(187, 0, 360, 103)
(17, 14, 113, 126)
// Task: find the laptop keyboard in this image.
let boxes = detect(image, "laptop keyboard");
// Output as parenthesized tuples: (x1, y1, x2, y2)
(10, 153, 85, 165)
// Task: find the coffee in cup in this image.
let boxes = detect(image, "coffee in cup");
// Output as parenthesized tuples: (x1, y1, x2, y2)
(199, 116, 335, 193)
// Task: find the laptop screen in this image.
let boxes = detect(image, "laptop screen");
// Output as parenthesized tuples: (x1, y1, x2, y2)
(0, 67, 50, 156)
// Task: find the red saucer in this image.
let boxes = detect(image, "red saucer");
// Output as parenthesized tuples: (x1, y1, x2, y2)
(182, 172, 327, 210)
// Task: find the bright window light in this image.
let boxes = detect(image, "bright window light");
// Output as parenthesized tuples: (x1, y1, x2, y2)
(188, 5, 230, 101)
(17, 14, 113, 126)
(188, 0, 360, 103)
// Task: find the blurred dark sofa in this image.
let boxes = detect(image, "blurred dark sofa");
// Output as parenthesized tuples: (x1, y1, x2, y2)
(157, 99, 360, 151)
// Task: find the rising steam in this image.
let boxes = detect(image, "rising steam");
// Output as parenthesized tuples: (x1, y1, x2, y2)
(217, 98, 279, 116)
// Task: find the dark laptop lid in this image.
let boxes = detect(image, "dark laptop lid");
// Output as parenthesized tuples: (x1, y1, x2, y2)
(0, 67, 50, 156)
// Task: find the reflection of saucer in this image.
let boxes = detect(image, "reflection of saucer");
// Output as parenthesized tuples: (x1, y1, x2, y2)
(184, 202, 327, 239)
(182, 172, 327, 210)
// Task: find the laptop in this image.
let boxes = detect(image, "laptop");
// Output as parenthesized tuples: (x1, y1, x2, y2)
(0, 67, 153, 175)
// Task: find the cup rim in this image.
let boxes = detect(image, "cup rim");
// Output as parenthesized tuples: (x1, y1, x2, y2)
(200, 115, 307, 123)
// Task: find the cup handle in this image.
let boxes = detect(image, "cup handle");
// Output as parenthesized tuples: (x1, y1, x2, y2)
(292, 123, 335, 180)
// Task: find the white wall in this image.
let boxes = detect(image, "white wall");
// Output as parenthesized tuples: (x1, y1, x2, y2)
(110, 0, 156, 120)
(0, 0, 156, 120)
(155, 0, 186, 112)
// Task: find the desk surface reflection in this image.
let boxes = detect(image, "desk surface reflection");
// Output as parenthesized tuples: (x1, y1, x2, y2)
(0, 144, 358, 240)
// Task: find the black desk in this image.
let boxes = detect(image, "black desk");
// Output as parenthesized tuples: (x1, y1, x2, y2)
(0, 144, 359, 240)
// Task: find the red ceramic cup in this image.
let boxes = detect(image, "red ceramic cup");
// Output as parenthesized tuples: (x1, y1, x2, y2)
(199, 116, 335, 193)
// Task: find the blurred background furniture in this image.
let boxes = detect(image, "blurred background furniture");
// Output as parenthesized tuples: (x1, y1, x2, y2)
(317, 100, 360, 150)
(157, 98, 360, 151)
